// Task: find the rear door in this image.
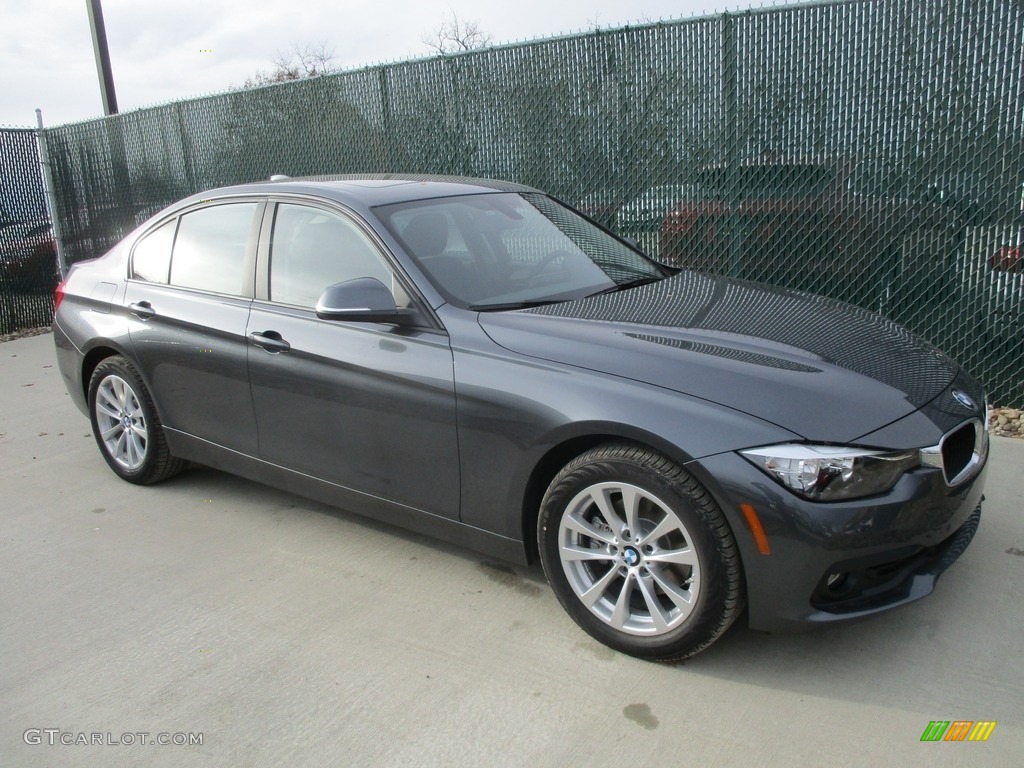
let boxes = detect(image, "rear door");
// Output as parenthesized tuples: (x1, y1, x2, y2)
(245, 200, 460, 519)
(125, 200, 263, 455)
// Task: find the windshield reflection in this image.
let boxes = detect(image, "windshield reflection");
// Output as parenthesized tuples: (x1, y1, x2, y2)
(377, 193, 666, 309)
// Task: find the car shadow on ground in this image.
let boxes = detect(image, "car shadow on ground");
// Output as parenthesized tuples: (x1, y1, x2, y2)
(142, 462, 1019, 720)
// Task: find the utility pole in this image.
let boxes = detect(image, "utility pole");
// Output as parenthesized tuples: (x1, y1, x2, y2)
(85, 0, 118, 115)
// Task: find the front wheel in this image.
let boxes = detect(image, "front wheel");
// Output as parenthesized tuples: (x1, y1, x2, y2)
(538, 443, 744, 660)
(88, 355, 185, 485)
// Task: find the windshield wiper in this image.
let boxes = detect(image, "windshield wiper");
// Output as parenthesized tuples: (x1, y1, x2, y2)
(468, 299, 565, 311)
(470, 275, 665, 310)
(587, 275, 664, 298)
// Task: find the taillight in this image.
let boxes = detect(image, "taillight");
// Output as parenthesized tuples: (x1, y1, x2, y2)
(54, 279, 67, 310)
(990, 246, 1022, 272)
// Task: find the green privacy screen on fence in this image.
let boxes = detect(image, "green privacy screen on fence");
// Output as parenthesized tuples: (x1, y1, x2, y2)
(0, 127, 54, 332)
(10, 0, 1024, 402)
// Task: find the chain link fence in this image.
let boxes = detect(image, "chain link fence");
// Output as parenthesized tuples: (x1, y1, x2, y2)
(10, 0, 1024, 402)
(0, 127, 55, 334)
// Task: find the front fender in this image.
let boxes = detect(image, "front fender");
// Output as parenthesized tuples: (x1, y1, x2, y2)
(453, 343, 798, 542)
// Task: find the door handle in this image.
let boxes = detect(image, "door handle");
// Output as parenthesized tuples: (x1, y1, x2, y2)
(249, 331, 291, 353)
(128, 301, 156, 319)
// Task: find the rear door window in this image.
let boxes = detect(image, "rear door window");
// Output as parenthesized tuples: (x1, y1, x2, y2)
(170, 203, 258, 295)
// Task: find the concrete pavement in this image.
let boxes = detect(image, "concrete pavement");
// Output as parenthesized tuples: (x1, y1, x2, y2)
(1, 331, 1021, 767)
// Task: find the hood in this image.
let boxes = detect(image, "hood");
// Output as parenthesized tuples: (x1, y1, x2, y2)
(478, 272, 959, 443)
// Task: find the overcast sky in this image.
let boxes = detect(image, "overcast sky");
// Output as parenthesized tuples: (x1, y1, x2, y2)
(0, 0, 800, 128)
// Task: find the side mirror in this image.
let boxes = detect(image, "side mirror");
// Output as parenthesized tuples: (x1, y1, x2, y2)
(315, 278, 413, 324)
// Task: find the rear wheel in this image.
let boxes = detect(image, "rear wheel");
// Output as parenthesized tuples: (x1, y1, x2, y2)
(88, 355, 185, 485)
(538, 443, 744, 660)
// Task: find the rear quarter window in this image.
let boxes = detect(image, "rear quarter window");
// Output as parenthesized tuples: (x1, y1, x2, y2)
(130, 219, 176, 283)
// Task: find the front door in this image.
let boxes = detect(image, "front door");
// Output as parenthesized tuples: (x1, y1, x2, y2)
(245, 201, 460, 519)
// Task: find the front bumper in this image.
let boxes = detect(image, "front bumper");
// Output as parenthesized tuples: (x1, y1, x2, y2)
(693, 448, 986, 633)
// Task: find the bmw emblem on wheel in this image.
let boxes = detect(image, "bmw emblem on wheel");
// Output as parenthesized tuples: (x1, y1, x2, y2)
(622, 547, 639, 567)
(952, 389, 976, 410)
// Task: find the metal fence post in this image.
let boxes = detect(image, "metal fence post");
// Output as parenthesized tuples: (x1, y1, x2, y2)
(34, 109, 68, 280)
(379, 65, 395, 168)
(722, 11, 745, 279)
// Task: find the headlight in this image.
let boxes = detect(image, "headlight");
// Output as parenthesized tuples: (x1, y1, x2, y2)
(740, 444, 920, 501)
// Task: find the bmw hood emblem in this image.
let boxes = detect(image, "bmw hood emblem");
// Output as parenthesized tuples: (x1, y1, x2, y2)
(952, 389, 976, 410)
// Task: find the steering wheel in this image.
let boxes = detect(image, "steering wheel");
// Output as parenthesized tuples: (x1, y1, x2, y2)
(526, 249, 576, 287)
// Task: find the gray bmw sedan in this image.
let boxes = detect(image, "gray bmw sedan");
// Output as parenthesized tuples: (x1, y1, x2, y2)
(53, 175, 987, 659)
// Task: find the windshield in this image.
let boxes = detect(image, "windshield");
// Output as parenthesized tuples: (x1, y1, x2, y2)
(376, 192, 666, 309)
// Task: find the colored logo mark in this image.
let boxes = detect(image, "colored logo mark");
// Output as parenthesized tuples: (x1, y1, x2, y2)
(951, 389, 975, 410)
(920, 720, 996, 742)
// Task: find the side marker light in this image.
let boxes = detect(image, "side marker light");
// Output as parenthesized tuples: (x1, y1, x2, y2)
(739, 503, 771, 555)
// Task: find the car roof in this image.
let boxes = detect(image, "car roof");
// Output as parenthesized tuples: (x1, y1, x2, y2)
(188, 174, 541, 209)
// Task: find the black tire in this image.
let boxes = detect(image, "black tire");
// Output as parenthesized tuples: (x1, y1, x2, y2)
(538, 443, 744, 661)
(87, 355, 185, 485)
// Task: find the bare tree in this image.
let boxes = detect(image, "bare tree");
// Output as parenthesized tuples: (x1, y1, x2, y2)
(243, 42, 337, 88)
(423, 12, 493, 54)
